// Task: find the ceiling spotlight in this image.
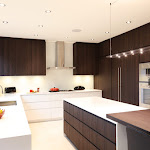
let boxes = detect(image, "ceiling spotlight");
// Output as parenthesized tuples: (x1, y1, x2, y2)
(2, 21, 8, 24)
(116, 54, 119, 57)
(140, 48, 143, 54)
(91, 39, 94, 41)
(118, 56, 121, 58)
(110, 55, 112, 58)
(123, 52, 126, 55)
(45, 10, 51, 13)
(72, 29, 82, 32)
(34, 34, 38, 36)
(125, 54, 127, 57)
(0, 3, 6, 7)
(38, 25, 43, 27)
(105, 31, 109, 34)
(126, 21, 132, 24)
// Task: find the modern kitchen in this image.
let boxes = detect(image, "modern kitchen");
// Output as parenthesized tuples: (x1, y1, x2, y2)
(0, 0, 150, 150)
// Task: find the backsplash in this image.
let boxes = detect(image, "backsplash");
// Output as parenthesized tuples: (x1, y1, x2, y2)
(0, 41, 94, 93)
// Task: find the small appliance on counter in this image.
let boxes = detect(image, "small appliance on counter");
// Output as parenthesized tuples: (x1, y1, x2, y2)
(5, 87, 16, 93)
(74, 86, 85, 90)
(49, 87, 59, 92)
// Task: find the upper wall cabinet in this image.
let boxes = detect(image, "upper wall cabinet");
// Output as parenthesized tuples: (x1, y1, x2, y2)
(111, 23, 150, 55)
(73, 42, 97, 75)
(31, 40, 46, 75)
(0, 37, 46, 76)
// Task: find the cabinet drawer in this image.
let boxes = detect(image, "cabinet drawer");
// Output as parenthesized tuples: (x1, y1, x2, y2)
(64, 101, 116, 144)
(23, 101, 62, 110)
(21, 95, 62, 103)
(64, 111, 116, 150)
(64, 121, 98, 150)
(25, 108, 63, 122)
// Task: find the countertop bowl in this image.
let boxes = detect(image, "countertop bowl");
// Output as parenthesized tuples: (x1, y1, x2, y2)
(0, 109, 5, 119)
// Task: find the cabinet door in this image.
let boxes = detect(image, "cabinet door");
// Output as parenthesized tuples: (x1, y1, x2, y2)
(3, 38, 16, 76)
(94, 57, 111, 99)
(111, 58, 121, 101)
(73, 43, 96, 75)
(31, 40, 46, 75)
(16, 39, 32, 75)
(0, 38, 4, 75)
(121, 54, 139, 105)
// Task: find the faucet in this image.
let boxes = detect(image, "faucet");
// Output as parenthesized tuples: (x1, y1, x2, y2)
(0, 85, 3, 94)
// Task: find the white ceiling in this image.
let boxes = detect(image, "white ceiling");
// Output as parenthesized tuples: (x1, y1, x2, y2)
(0, 0, 150, 43)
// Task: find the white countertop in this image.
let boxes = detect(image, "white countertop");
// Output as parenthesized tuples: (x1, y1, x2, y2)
(0, 89, 101, 139)
(20, 89, 101, 96)
(0, 95, 31, 139)
(64, 97, 147, 124)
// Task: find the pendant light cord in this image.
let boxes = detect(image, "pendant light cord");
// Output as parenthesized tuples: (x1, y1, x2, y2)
(110, 3, 112, 57)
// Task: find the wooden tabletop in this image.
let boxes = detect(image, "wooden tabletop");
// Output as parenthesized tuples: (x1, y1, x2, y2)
(107, 109, 150, 135)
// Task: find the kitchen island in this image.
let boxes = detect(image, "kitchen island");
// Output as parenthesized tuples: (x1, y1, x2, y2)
(63, 97, 147, 150)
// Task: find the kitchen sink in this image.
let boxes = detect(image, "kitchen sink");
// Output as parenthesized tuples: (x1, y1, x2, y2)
(0, 101, 17, 106)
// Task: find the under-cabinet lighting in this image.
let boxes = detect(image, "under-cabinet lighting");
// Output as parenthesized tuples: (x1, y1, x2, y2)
(0, 3, 6, 7)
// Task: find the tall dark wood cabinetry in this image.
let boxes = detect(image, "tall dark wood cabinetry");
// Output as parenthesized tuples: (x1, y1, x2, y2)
(111, 55, 139, 105)
(0, 37, 46, 76)
(73, 42, 97, 75)
(94, 22, 150, 106)
(94, 57, 111, 99)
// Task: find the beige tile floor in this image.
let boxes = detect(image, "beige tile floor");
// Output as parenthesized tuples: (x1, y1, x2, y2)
(29, 120, 77, 150)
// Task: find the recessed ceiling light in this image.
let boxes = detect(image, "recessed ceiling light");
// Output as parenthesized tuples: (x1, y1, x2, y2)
(72, 29, 82, 32)
(66, 37, 68, 38)
(45, 10, 51, 13)
(91, 39, 94, 41)
(2, 21, 8, 24)
(38, 25, 43, 27)
(0, 3, 6, 7)
(126, 21, 132, 24)
(105, 31, 109, 34)
(34, 34, 38, 36)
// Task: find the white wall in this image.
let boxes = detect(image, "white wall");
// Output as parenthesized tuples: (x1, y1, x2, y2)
(0, 41, 94, 93)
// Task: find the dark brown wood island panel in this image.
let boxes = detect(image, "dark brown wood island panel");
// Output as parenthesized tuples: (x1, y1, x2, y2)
(64, 101, 116, 150)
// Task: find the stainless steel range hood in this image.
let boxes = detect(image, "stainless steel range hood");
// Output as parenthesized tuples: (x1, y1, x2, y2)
(47, 41, 76, 70)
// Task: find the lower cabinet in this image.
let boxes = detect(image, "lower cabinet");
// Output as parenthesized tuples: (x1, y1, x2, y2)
(64, 101, 116, 150)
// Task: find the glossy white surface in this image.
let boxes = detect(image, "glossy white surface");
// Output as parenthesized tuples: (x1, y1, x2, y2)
(21, 90, 102, 122)
(0, 94, 31, 150)
(30, 120, 76, 150)
(64, 97, 147, 124)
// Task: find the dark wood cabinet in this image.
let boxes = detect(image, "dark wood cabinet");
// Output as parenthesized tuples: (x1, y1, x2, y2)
(94, 57, 112, 99)
(73, 42, 97, 75)
(0, 37, 46, 76)
(64, 101, 116, 150)
(111, 55, 139, 105)
(16, 39, 32, 75)
(31, 40, 46, 75)
(3, 38, 16, 76)
(0, 38, 4, 75)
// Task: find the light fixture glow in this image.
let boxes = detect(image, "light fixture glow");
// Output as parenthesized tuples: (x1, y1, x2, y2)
(0, 3, 6, 7)
(118, 56, 121, 58)
(125, 54, 127, 57)
(2, 21, 8, 24)
(91, 39, 94, 41)
(110, 55, 112, 58)
(105, 31, 109, 34)
(34, 34, 38, 36)
(126, 21, 132, 24)
(38, 25, 43, 27)
(116, 54, 119, 57)
(45, 10, 51, 13)
(123, 52, 126, 55)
